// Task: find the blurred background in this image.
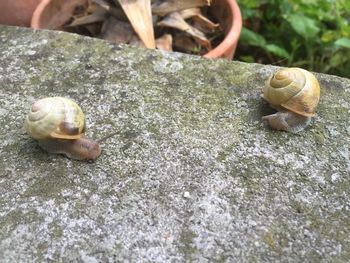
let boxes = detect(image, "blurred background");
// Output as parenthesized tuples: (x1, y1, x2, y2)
(236, 0, 350, 78)
(0, 0, 349, 78)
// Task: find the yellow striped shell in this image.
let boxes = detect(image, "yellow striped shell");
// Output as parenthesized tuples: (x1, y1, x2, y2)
(24, 97, 85, 140)
(262, 67, 320, 117)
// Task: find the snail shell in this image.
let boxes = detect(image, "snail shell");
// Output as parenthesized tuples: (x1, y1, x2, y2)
(24, 97, 85, 140)
(262, 67, 320, 117)
(25, 97, 101, 160)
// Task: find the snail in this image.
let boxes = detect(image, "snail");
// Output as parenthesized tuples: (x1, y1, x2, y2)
(262, 67, 320, 133)
(24, 97, 102, 160)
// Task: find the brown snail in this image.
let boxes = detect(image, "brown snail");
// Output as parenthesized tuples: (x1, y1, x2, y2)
(262, 67, 320, 133)
(24, 97, 102, 160)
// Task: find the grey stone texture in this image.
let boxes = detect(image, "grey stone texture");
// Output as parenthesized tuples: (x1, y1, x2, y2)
(0, 25, 349, 262)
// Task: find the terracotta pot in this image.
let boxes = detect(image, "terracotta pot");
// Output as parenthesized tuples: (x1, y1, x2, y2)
(31, 0, 242, 59)
(0, 0, 41, 27)
(204, 0, 242, 59)
(31, 0, 87, 29)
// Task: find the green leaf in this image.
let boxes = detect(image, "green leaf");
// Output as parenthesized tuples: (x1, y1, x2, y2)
(285, 14, 320, 39)
(265, 44, 290, 58)
(340, 25, 350, 38)
(239, 55, 255, 63)
(238, 0, 261, 8)
(329, 52, 346, 67)
(300, 0, 318, 5)
(321, 31, 338, 43)
(339, 0, 350, 11)
(239, 27, 266, 47)
(335, 38, 350, 49)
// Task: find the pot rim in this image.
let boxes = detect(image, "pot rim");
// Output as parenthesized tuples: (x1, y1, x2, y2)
(31, 0, 242, 59)
(204, 0, 242, 59)
(30, 0, 50, 29)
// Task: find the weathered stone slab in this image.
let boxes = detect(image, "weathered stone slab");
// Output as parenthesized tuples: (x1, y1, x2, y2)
(0, 25, 349, 262)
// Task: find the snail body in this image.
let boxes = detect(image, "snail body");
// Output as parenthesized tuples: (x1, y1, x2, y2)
(262, 67, 320, 133)
(25, 97, 101, 160)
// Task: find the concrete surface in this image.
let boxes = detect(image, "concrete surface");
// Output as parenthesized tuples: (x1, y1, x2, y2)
(0, 25, 349, 262)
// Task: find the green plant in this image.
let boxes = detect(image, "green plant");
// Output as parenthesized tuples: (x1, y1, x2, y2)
(237, 0, 350, 78)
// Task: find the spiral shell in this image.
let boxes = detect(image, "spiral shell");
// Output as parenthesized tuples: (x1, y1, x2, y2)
(262, 67, 320, 117)
(25, 97, 85, 140)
